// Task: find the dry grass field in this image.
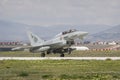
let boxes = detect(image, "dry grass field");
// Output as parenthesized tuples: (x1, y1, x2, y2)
(0, 50, 120, 79)
(0, 60, 120, 80)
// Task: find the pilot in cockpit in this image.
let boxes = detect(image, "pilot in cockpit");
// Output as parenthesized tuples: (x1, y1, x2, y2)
(62, 29, 77, 35)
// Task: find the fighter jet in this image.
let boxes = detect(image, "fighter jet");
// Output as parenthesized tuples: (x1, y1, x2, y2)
(27, 29, 88, 57)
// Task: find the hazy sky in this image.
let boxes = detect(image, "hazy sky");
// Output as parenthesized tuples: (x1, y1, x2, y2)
(0, 0, 120, 26)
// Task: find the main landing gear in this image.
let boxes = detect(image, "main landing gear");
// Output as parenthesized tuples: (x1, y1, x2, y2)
(41, 52, 45, 57)
(40, 49, 67, 57)
(40, 52, 65, 57)
(60, 53, 64, 57)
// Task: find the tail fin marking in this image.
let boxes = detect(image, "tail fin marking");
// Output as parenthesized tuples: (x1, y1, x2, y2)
(27, 31, 44, 46)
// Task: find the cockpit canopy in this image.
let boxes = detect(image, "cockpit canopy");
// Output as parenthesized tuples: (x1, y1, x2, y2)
(62, 29, 77, 35)
(55, 29, 77, 38)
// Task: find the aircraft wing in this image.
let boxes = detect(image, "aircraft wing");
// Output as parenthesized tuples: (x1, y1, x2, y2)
(11, 46, 30, 51)
(12, 40, 66, 52)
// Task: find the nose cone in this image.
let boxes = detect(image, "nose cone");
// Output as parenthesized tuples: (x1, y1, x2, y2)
(77, 31, 88, 39)
(82, 32, 88, 36)
(77, 31, 88, 36)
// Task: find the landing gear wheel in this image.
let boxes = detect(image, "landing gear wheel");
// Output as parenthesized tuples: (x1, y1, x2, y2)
(68, 48, 72, 54)
(60, 53, 64, 57)
(41, 53, 45, 57)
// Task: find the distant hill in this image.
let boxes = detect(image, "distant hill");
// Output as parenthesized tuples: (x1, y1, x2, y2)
(0, 20, 113, 41)
(88, 25, 120, 41)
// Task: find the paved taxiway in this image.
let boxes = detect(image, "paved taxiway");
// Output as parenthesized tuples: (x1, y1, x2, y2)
(0, 57, 120, 60)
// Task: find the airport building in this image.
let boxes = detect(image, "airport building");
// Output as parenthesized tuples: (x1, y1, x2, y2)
(0, 41, 23, 51)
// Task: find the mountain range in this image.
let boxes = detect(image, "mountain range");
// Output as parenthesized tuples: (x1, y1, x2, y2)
(0, 20, 119, 41)
(87, 25, 120, 41)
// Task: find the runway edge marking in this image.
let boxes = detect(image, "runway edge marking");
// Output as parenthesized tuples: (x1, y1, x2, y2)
(0, 57, 120, 60)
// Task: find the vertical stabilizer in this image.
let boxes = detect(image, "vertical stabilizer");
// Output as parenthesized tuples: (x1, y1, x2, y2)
(27, 31, 44, 46)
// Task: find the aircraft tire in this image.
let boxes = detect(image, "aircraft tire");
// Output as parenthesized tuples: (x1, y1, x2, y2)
(41, 53, 45, 57)
(60, 53, 64, 57)
(68, 48, 71, 54)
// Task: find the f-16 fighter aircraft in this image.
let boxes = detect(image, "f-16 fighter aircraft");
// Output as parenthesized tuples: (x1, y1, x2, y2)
(27, 29, 88, 57)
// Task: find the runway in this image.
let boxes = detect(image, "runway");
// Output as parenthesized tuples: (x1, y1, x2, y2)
(0, 57, 120, 60)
